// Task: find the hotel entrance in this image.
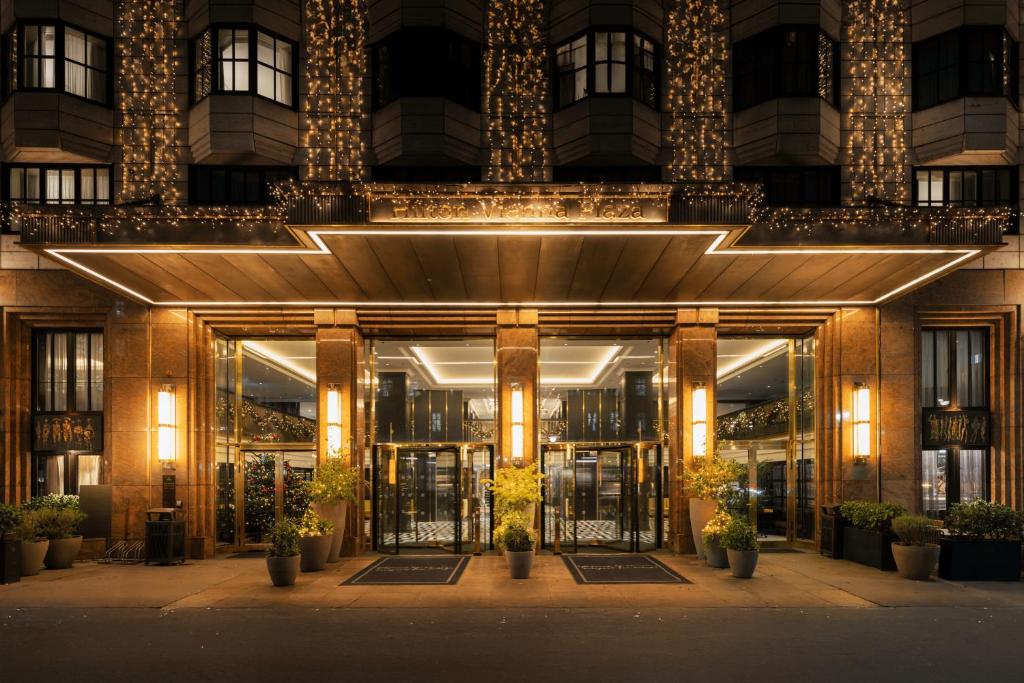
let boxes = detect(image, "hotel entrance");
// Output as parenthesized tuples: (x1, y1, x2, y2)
(541, 442, 662, 552)
(372, 444, 493, 553)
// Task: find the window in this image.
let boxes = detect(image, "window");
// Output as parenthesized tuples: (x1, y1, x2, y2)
(733, 166, 841, 207)
(10, 24, 109, 103)
(921, 329, 989, 517)
(370, 165, 482, 182)
(371, 28, 482, 111)
(64, 28, 106, 102)
(189, 166, 297, 205)
(733, 26, 838, 111)
(552, 165, 661, 182)
(913, 27, 1018, 111)
(193, 26, 296, 107)
(913, 166, 1017, 207)
(552, 29, 660, 110)
(22, 24, 56, 89)
(4, 165, 110, 205)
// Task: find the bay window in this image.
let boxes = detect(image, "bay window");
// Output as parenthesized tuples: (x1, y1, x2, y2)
(192, 26, 296, 107)
(733, 26, 838, 111)
(7, 23, 109, 103)
(553, 28, 660, 110)
(913, 27, 1018, 111)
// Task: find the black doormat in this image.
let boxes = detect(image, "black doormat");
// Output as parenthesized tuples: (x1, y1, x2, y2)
(225, 551, 265, 559)
(342, 556, 470, 585)
(759, 547, 805, 554)
(562, 554, 690, 584)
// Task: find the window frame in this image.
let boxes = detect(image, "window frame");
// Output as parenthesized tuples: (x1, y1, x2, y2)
(912, 26, 1019, 112)
(732, 25, 839, 112)
(190, 24, 298, 109)
(551, 27, 661, 112)
(912, 165, 1018, 208)
(188, 165, 298, 205)
(732, 166, 842, 207)
(2, 163, 112, 205)
(6, 21, 112, 106)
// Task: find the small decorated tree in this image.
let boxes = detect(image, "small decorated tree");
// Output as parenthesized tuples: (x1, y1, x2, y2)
(484, 464, 544, 549)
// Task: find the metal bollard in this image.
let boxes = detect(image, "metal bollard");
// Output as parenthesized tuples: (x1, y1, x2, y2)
(553, 508, 562, 555)
(473, 507, 482, 556)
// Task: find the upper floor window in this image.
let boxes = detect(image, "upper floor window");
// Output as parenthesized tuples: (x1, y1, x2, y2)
(6, 23, 110, 104)
(189, 165, 297, 205)
(913, 166, 1017, 207)
(733, 26, 838, 111)
(35, 330, 104, 413)
(4, 164, 111, 205)
(733, 166, 841, 207)
(192, 26, 295, 107)
(371, 28, 481, 111)
(913, 27, 1018, 111)
(552, 165, 662, 182)
(553, 29, 660, 110)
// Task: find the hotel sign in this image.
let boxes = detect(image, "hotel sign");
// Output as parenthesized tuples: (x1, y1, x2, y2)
(921, 408, 990, 449)
(369, 195, 668, 224)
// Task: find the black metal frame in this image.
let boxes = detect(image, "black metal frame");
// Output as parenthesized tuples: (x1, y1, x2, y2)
(551, 26, 662, 112)
(189, 23, 300, 109)
(731, 24, 840, 112)
(912, 26, 1019, 112)
(2, 163, 113, 205)
(912, 165, 1019, 209)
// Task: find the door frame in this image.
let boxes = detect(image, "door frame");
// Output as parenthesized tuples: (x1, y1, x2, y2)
(234, 446, 317, 550)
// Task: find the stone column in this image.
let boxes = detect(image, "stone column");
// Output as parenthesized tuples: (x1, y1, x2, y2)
(496, 309, 539, 468)
(315, 309, 365, 554)
(668, 308, 717, 554)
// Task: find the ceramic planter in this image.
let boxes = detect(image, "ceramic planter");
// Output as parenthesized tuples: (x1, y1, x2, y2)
(44, 536, 82, 570)
(689, 499, 717, 559)
(19, 540, 48, 577)
(726, 549, 759, 578)
(0, 539, 20, 584)
(891, 543, 939, 581)
(939, 538, 1021, 581)
(299, 534, 332, 572)
(506, 550, 534, 579)
(312, 501, 348, 563)
(842, 526, 897, 571)
(267, 555, 300, 587)
(704, 536, 729, 568)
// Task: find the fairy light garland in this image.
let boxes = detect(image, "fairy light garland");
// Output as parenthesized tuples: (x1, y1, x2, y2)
(665, 0, 729, 182)
(484, 0, 550, 182)
(845, 0, 909, 203)
(117, 0, 183, 204)
(302, 0, 368, 183)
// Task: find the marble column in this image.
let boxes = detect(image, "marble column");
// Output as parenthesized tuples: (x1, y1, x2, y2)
(669, 308, 717, 554)
(315, 309, 365, 554)
(496, 309, 539, 468)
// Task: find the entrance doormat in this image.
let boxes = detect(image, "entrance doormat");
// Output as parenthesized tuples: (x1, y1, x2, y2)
(760, 547, 804, 554)
(342, 556, 470, 585)
(562, 555, 690, 584)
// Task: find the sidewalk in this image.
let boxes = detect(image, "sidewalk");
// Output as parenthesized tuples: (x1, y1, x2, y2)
(2, 549, 1023, 611)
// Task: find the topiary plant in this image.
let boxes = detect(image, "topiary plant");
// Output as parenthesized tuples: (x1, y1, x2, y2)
(484, 464, 543, 547)
(306, 457, 360, 505)
(297, 507, 334, 538)
(945, 500, 1023, 541)
(892, 515, 939, 546)
(684, 457, 744, 505)
(266, 518, 301, 557)
(839, 500, 906, 532)
(500, 521, 534, 552)
(720, 516, 759, 552)
(702, 510, 733, 544)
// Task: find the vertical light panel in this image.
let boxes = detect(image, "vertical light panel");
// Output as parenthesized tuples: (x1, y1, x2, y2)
(157, 384, 176, 462)
(510, 383, 525, 463)
(852, 382, 871, 464)
(326, 383, 342, 455)
(691, 382, 708, 457)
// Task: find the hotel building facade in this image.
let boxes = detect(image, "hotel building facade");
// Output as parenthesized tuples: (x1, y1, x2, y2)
(0, 0, 1021, 558)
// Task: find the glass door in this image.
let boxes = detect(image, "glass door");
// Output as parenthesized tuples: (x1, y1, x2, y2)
(240, 450, 315, 545)
(635, 444, 661, 552)
(460, 445, 494, 553)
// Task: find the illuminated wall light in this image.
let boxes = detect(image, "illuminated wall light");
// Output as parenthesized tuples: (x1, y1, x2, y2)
(510, 382, 525, 464)
(691, 382, 708, 457)
(157, 384, 176, 462)
(852, 382, 871, 465)
(326, 384, 342, 455)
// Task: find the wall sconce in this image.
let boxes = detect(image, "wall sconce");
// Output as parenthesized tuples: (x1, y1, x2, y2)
(510, 382, 525, 464)
(691, 381, 708, 457)
(157, 384, 176, 463)
(852, 382, 871, 465)
(326, 383, 342, 456)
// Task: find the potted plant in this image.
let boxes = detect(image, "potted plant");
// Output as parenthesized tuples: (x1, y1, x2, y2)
(702, 510, 733, 569)
(297, 508, 334, 572)
(890, 515, 939, 581)
(266, 517, 301, 586)
(839, 500, 905, 571)
(721, 516, 759, 578)
(484, 463, 544, 555)
(307, 455, 360, 563)
(16, 511, 48, 577)
(500, 521, 535, 579)
(683, 456, 743, 559)
(0, 503, 23, 584)
(939, 500, 1023, 581)
(31, 499, 86, 570)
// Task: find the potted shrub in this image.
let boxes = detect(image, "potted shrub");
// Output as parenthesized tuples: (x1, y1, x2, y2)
(31, 499, 86, 570)
(890, 515, 939, 581)
(500, 521, 535, 579)
(0, 503, 23, 584)
(702, 510, 732, 569)
(307, 455, 360, 563)
(721, 516, 759, 578)
(297, 508, 334, 572)
(939, 500, 1023, 581)
(484, 463, 544, 555)
(266, 518, 301, 586)
(839, 500, 905, 571)
(684, 457, 743, 559)
(16, 511, 48, 577)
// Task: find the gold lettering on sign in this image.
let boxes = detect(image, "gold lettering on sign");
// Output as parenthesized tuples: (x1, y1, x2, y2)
(372, 196, 665, 223)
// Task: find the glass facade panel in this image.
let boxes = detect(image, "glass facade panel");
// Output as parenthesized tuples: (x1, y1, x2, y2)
(239, 340, 316, 444)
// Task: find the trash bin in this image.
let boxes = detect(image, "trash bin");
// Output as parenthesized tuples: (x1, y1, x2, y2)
(820, 504, 843, 559)
(145, 508, 185, 565)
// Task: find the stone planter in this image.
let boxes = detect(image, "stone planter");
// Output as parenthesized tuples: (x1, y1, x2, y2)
(704, 536, 729, 568)
(44, 536, 82, 570)
(267, 555, 300, 587)
(842, 526, 897, 571)
(506, 550, 534, 579)
(689, 499, 717, 559)
(0, 539, 20, 584)
(891, 543, 939, 581)
(727, 549, 759, 578)
(939, 538, 1021, 581)
(19, 540, 49, 577)
(299, 534, 332, 572)
(312, 501, 347, 563)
